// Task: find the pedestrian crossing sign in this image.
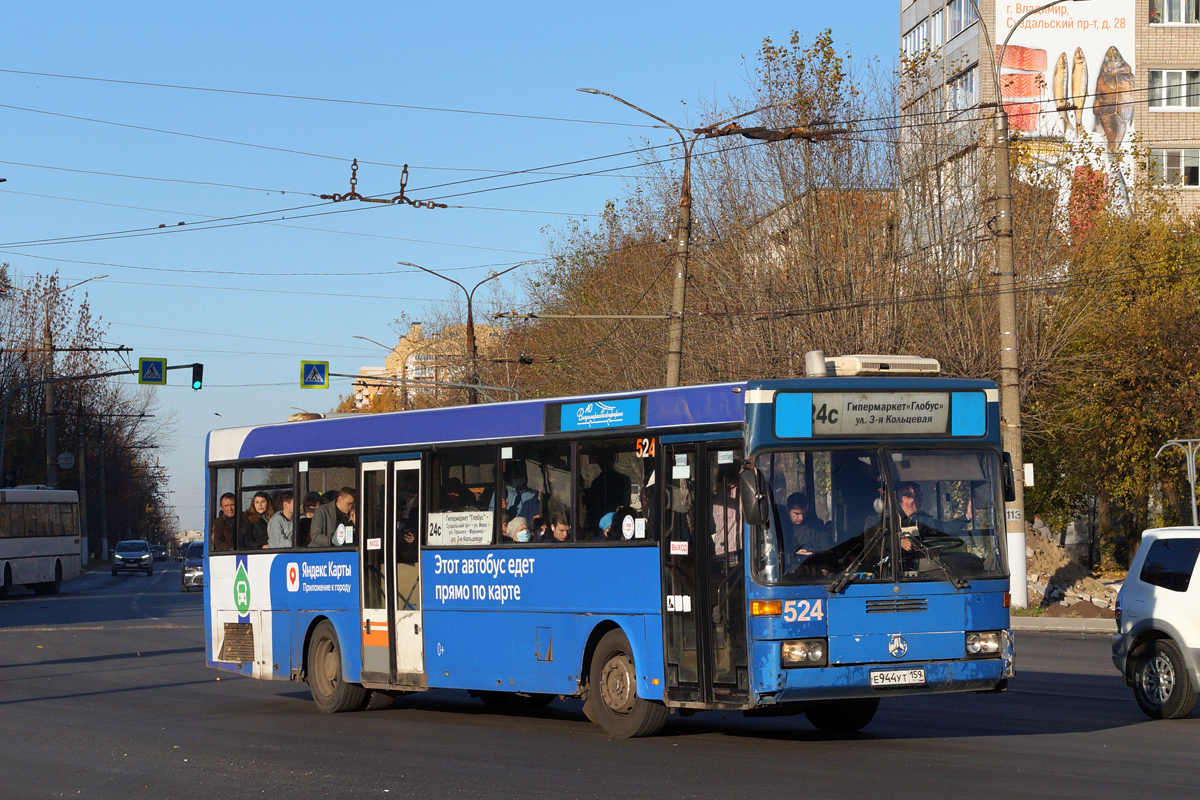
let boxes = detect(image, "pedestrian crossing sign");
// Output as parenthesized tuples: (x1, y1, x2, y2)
(138, 357, 167, 385)
(300, 360, 329, 389)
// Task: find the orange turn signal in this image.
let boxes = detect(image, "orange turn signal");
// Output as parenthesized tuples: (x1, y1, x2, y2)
(1002, 592, 1012, 609)
(751, 600, 782, 616)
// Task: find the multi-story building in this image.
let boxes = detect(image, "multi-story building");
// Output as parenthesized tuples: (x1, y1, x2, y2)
(351, 322, 502, 409)
(901, 0, 1200, 213)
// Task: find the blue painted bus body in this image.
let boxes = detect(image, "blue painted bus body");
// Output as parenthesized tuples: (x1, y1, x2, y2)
(205, 376, 1011, 709)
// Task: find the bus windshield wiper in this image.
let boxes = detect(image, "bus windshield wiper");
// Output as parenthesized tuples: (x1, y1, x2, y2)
(900, 527, 969, 589)
(827, 524, 890, 594)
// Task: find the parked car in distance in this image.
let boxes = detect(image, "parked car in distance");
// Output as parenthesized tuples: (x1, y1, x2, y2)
(151, 544, 168, 561)
(1113, 527, 1200, 719)
(112, 540, 154, 577)
(180, 542, 204, 592)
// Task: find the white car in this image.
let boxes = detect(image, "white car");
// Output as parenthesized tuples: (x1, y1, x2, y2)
(1112, 527, 1200, 719)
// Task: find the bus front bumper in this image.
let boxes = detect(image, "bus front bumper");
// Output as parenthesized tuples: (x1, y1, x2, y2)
(753, 643, 1009, 703)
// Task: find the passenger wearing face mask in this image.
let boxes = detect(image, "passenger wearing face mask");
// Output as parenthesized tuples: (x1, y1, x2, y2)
(505, 516, 534, 543)
(498, 465, 540, 523)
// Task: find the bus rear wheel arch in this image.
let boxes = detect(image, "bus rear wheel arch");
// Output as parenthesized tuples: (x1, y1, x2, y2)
(585, 628, 667, 738)
(33, 561, 62, 595)
(0, 563, 10, 599)
(305, 619, 369, 713)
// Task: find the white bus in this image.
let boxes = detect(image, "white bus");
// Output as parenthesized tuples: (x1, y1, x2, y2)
(0, 488, 81, 598)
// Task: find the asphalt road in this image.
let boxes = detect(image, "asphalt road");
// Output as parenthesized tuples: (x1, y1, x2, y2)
(1, 564, 1196, 800)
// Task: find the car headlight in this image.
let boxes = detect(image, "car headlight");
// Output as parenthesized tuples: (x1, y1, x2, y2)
(965, 631, 1002, 658)
(781, 638, 828, 668)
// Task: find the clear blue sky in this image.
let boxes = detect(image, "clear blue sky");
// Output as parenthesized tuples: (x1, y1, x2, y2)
(0, 1, 899, 531)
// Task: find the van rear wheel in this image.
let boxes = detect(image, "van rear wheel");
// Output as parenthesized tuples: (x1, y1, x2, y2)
(306, 620, 369, 713)
(586, 629, 667, 738)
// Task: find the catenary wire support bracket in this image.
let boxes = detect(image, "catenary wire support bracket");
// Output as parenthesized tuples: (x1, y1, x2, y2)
(320, 159, 448, 209)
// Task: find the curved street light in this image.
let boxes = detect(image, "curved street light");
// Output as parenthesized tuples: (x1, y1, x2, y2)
(397, 260, 537, 404)
(578, 89, 770, 387)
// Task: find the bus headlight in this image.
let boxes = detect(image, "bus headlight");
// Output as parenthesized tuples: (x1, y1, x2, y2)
(781, 638, 827, 668)
(965, 631, 1002, 658)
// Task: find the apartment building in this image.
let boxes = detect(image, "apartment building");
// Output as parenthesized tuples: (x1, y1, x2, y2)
(901, 0, 1200, 213)
(351, 322, 501, 409)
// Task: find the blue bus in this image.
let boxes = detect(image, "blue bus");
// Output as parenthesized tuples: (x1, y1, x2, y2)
(203, 359, 1014, 736)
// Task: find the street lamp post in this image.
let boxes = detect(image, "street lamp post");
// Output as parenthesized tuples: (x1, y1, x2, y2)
(397, 261, 535, 404)
(971, 0, 1091, 607)
(37, 274, 106, 487)
(578, 90, 783, 387)
(578, 89, 696, 387)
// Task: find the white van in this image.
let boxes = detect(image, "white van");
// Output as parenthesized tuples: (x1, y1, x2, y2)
(1112, 528, 1200, 719)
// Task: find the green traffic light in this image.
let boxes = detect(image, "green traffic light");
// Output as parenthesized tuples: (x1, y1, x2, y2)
(191, 363, 204, 391)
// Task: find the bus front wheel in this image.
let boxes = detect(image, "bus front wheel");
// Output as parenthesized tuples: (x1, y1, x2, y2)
(306, 620, 369, 713)
(586, 629, 667, 738)
(805, 698, 880, 734)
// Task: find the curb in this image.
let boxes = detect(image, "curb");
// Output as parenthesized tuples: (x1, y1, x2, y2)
(1011, 616, 1115, 634)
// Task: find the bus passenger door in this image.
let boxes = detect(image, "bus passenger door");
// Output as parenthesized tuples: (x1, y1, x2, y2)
(661, 441, 749, 706)
(704, 444, 749, 703)
(359, 462, 390, 684)
(392, 461, 424, 682)
(662, 443, 702, 704)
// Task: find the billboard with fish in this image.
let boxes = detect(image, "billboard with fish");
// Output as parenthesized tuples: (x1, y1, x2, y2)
(995, 2, 1134, 160)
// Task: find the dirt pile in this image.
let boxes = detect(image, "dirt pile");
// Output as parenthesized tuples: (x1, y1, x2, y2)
(1025, 530, 1118, 617)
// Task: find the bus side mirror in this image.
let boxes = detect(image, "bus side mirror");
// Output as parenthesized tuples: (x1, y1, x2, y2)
(1001, 452, 1017, 503)
(739, 465, 770, 526)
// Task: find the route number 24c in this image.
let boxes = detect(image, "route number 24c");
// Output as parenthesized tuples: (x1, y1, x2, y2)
(783, 599, 824, 622)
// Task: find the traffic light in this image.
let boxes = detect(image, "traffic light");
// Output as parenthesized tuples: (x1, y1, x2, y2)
(191, 363, 204, 391)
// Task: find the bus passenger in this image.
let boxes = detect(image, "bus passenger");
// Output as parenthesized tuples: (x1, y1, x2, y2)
(309, 487, 356, 547)
(541, 511, 571, 543)
(529, 515, 545, 540)
(210, 492, 236, 551)
(440, 478, 470, 512)
(267, 491, 294, 549)
(583, 452, 631, 533)
(241, 492, 273, 550)
(297, 491, 320, 547)
(786, 492, 832, 557)
(505, 516, 532, 543)
(593, 512, 615, 542)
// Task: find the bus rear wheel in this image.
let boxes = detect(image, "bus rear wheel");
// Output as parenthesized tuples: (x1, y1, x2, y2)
(805, 698, 880, 734)
(306, 620, 369, 713)
(586, 629, 667, 738)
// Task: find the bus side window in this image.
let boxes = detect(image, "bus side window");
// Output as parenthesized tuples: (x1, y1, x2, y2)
(427, 448, 497, 547)
(577, 439, 655, 543)
(501, 443, 570, 543)
(300, 459, 357, 549)
(210, 468, 236, 552)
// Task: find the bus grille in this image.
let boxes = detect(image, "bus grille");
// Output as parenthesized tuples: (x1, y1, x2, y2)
(865, 598, 928, 614)
(218, 622, 255, 662)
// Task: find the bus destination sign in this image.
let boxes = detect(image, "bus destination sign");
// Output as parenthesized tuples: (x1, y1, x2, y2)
(775, 390, 985, 438)
(812, 392, 950, 436)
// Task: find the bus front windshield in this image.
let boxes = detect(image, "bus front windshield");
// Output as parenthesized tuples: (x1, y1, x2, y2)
(752, 448, 1007, 586)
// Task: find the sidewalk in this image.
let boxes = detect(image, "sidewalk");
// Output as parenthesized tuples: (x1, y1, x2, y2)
(1011, 616, 1115, 634)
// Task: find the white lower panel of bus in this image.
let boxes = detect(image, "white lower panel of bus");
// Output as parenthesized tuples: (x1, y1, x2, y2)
(1, 535, 81, 584)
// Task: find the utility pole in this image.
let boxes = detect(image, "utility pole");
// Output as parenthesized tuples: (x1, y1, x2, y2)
(98, 419, 108, 560)
(971, 0, 1089, 606)
(77, 405, 88, 566)
(43, 309, 56, 487)
(578, 88, 841, 386)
